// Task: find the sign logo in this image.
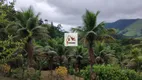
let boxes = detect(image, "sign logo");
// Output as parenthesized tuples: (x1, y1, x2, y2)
(64, 33, 78, 46)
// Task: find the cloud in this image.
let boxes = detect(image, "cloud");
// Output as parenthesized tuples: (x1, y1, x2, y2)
(47, 0, 142, 22)
(11, 0, 142, 31)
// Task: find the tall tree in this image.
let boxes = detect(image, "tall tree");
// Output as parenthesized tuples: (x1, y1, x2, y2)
(72, 10, 114, 79)
(6, 6, 49, 66)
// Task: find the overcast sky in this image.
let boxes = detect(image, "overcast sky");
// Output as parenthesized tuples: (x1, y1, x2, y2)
(11, 0, 142, 31)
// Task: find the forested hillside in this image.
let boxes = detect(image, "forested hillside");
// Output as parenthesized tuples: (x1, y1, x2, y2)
(105, 19, 142, 38)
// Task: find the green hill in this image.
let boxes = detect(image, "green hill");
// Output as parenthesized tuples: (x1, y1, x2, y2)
(121, 19, 142, 37)
(105, 19, 142, 38)
(105, 19, 138, 30)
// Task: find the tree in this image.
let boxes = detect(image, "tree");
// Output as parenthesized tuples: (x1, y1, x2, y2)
(85, 31, 97, 79)
(48, 22, 65, 38)
(47, 38, 72, 66)
(57, 44, 66, 66)
(49, 51, 57, 79)
(0, 0, 16, 40)
(72, 10, 110, 79)
(6, 6, 49, 66)
(126, 48, 142, 71)
(73, 46, 87, 72)
(0, 0, 16, 21)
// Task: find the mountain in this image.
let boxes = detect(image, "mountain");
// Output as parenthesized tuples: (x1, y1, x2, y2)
(122, 19, 142, 37)
(104, 19, 142, 38)
(105, 19, 138, 30)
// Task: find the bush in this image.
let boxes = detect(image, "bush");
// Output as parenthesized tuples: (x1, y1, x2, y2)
(80, 65, 142, 80)
(11, 67, 42, 80)
(0, 64, 11, 76)
(68, 67, 74, 75)
(55, 66, 68, 77)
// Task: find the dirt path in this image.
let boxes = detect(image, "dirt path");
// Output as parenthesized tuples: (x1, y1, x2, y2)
(41, 70, 84, 80)
(0, 76, 17, 80)
(0, 71, 83, 80)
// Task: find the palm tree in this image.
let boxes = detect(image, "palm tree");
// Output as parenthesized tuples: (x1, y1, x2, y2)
(45, 50, 57, 80)
(85, 31, 97, 80)
(47, 38, 72, 67)
(6, 6, 49, 66)
(72, 10, 106, 40)
(72, 10, 115, 79)
(57, 44, 66, 66)
(47, 51, 57, 70)
(73, 46, 87, 72)
(127, 48, 142, 71)
(72, 10, 107, 79)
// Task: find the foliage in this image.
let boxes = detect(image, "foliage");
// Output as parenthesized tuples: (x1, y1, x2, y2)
(11, 67, 42, 80)
(0, 1, 142, 80)
(0, 36, 26, 64)
(80, 65, 142, 80)
(68, 67, 75, 75)
(55, 66, 68, 77)
(0, 0, 16, 40)
(6, 6, 48, 40)
(48, 22, 65, 38)
(0, 1, 16, 21)
(0, 63, 11, 74)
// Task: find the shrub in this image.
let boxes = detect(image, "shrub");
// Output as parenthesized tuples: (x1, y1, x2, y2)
(80, 65, 142, 80)
(122, 70, 142, 80)
(68, 67, 74, 75)
(11, 68, 23, 79)
(0, 64, 11, 74)
(55, 66, 68, 77)
(11, 67, 42, 80)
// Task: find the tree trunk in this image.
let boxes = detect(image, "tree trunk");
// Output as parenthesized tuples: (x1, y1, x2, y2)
(67, 57, 70, 71)
(78, 60, 81, 73)
(59, 56, 62, 66)
(50, 59, 53, 80)
(75, 63, 78, 72)
(25, 37, 33, 67)
(88, 43, 95, 80)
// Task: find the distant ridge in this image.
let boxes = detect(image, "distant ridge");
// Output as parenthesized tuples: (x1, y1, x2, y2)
(105, 19, 139, 30)
(104, 19, 142, 38)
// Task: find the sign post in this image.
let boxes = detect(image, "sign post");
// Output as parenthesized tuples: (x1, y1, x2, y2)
(64, 33, 78, 46)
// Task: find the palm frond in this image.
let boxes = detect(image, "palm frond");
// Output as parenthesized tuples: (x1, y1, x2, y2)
(83, 10, 97, 31)
(96, 35, 115, 42)
(17, 28, 29, 38)
(92, 21, 106, 34)
(23, 6, 34, 21)
(71, 27, 83, 32)
(95, 11, 100, 17)
(107, 28, 117, 34)
(6, 22, 23, 35)
(47, 51, 57, 57)
(31, 26, 49, 39)
(26, 17, 38, 30)
(85, 31, 97, 41)
(16, 11, 26, 27)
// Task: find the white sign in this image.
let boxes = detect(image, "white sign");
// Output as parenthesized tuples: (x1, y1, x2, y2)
(64, 33, 78, 46)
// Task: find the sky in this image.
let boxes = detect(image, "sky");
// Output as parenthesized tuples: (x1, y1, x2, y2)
(9, 0, 142, 31)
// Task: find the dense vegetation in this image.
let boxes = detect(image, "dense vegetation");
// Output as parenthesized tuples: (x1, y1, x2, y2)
(0, 1, 142, 80)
